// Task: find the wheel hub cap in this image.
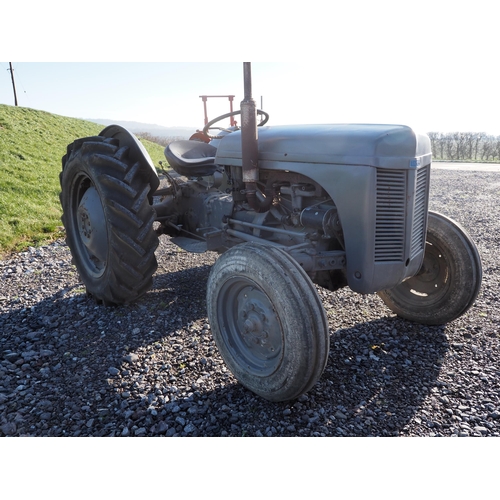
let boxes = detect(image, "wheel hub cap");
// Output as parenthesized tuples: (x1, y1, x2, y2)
(238, 289, 281, 358)
(77, 186, 108, 263)
(411, 244, 448, 295)
(218, 279, 283, 377)
(242, 303, 270, 346)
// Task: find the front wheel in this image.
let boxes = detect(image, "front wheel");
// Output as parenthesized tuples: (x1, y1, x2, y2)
(207, 242, 330, 402)
(378, 211, 482, 325)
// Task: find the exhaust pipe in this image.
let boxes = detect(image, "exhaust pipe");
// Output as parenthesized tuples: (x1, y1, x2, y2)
(240, 62, 273, 213)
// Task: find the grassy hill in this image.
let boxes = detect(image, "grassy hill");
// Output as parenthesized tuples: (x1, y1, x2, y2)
(0, 104, 167, 256)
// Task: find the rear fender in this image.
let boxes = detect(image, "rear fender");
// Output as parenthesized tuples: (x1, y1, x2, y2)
(99, 125, 160, 191)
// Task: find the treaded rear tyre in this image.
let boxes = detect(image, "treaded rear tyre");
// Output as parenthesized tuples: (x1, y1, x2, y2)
(207, 242, 330, 402)
(60, 136, 159, 305)
(378, 211, 482, 325)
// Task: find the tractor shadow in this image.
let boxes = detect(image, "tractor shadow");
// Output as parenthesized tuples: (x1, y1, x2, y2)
(1, 261, 449, 437)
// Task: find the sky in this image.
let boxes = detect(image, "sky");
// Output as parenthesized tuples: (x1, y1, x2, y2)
(2, 60, 498, 136)
(1, 0, 499, 136)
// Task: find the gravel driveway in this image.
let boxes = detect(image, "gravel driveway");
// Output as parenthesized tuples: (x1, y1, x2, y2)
(1, 168, 499, 437)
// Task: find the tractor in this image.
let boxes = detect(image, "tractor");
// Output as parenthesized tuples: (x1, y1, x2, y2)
(59, 63, 482, 402)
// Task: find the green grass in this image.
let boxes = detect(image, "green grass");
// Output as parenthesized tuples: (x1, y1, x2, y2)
(0, 104, 166, 255)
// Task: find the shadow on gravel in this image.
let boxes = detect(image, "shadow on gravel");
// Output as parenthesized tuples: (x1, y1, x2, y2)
(1, 262, 449, 437)
(163, 317, 450, 437)
(0, 265, 211, 436)
(319, 318, 449, 435)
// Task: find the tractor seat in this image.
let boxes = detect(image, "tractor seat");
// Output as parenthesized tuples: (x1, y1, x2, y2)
(164, 140, 218, 177)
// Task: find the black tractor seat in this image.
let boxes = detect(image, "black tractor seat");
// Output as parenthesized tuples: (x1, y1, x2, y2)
(164, 140, 218, 177)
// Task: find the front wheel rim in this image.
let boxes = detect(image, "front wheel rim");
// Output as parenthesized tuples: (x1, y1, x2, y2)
(217, 277, 283, 377)
(397, 240, 451, 304)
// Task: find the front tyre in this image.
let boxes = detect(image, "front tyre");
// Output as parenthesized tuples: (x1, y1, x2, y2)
(378, 211, 482, 325)
(207, 242, 330, 402)
(60, 136, 159, 305)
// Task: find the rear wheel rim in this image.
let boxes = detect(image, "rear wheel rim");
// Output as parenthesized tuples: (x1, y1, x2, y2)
(71, 174, 108, 277)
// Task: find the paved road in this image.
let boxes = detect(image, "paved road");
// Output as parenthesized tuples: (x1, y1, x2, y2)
(433, 161, 500, 172)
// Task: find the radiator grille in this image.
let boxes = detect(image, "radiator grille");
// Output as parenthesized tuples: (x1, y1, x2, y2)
(410, 165, 430, 259)
(375, 169, 406, 262)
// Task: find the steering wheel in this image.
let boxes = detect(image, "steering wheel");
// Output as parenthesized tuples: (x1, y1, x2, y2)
(202, 109, 269, 139)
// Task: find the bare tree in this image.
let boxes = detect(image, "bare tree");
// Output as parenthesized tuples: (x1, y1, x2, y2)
(437, 132, 446, 159)
(480, 135, 495, 161)
(445, 133, 455, 160)
(494, 137, 500, 161)
(473, 132, 486, 160)
(428, 131, 440, 158)
(463, 132, 475, 160)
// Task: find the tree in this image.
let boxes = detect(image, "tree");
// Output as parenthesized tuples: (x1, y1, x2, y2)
(427, 131, 499, 162)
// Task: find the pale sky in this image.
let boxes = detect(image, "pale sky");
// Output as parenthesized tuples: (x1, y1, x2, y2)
(2, 1, 499, 135)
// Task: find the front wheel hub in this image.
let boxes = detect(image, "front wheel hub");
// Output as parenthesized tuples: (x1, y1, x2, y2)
(77, 186, 108, 263)
(218, 280, 283, 376)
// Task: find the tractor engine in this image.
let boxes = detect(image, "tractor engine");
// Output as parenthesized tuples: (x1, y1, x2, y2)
(154, 164, 348, 292)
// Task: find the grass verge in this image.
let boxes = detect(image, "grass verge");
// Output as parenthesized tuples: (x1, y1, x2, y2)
(0, 104, 166, 256)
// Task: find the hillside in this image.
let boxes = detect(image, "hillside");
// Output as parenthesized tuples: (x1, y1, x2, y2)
(86, 119, 195, 140)
(0, 104, 167, 255)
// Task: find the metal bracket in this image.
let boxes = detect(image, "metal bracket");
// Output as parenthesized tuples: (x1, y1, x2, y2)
(288, 250, 346, 273)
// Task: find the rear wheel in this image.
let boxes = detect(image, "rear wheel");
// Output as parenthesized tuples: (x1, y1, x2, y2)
(378, 211, 482, 325)
(207, 242, 330, 402)
(60, 136, 159, 305)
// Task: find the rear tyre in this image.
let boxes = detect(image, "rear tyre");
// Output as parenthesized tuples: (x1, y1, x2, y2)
(60, 136, 159, 305)
(207, 242, 330, 402)
(378, 211, 482, 325)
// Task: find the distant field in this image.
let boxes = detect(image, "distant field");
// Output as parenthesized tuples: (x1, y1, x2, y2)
(0, 104, 166, 255)
(432, 161, 500, 172)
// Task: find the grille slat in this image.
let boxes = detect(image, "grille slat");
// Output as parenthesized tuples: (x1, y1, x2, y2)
(375, 169, 406, 262)
(410, 165, 430, 259)
(375, 165, 430, 263)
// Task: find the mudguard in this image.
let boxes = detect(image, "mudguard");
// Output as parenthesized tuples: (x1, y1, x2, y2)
(99, 124, 160, 191)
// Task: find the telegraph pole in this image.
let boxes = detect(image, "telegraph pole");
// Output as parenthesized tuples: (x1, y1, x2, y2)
(8, 63, 18, 106)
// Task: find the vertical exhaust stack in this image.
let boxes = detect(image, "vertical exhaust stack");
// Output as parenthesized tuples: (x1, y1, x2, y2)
(241, 62, 259, 185)
(240, 62, 273, 212)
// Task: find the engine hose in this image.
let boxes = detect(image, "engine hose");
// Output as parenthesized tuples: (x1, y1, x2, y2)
(245, 178, 277, 213)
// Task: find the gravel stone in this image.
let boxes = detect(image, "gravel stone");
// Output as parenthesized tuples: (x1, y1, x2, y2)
(124, 354, 139, 363)
(1, 169, 499, 436)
